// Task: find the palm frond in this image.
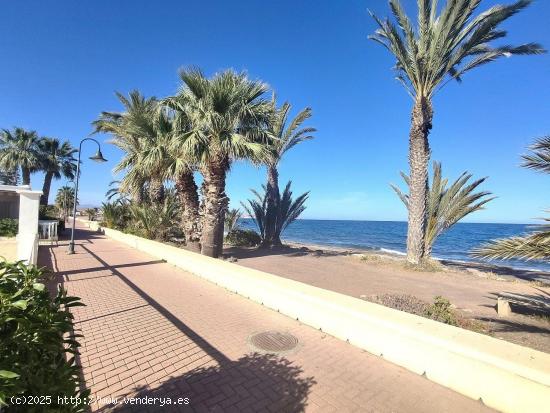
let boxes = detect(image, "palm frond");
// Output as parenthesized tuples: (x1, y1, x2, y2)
(370, 0, 545, 98)
(392, 161, 494, 254)
(521, 136, 550, 173)
(243, 181, 308, 243)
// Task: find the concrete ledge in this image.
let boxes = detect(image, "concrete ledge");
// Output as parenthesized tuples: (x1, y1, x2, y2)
(79, 219, 550, 412)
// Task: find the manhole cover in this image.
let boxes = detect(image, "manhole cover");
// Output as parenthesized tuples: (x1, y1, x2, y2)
(248, 331, 299, 354)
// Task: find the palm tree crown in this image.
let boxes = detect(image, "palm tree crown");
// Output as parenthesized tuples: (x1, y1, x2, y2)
(267, 100, 316, 167)
(473, 136, 550, 261)
(94, 90, 165, 202)
(369, 0, 545, 99)
(392, 161, 494, 256)
(165, 68, 272, 167)
(0, 127, 41, 185)
(38, 137, 77, 205)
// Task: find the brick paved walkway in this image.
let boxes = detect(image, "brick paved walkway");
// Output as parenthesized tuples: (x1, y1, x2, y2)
(39, 225, 493, 413)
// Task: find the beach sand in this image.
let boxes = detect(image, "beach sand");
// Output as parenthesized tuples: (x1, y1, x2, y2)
(224, 242, 550, 353)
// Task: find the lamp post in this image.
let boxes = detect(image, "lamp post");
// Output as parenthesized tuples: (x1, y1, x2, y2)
(68, 137, 107, 254)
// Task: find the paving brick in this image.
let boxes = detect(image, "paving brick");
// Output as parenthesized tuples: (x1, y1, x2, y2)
(39, 225, 495, 412)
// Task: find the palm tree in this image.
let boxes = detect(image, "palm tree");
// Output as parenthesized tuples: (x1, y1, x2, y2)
(37, 137, 77, 205)
(224, 208, 243, 235)
(392, 161, 494, 257)
(55, 186, 77, 219)
(94, 91, 164, 204)
(261, 100, 315, 247)
(84, 208, 99, 221)
(0, 168, 19, 185)
(162, 89, 202, 251)
(0, 128, 40, 185)
(369, 0, 544, 264)
(473, 136, 550, 261)
(166, 68, 272, 257)
(242, 181, 309, 245)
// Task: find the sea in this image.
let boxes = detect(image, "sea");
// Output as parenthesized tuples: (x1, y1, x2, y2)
(240, 219, 550, 273)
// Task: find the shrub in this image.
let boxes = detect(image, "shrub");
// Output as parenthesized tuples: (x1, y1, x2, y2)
(100, 201, 130, 230)
(83, 208, 98, 222)
(366, 294, 430, 317)
(0, 219, 18, 237)
(242, 181, 309, 247)
(128, 197, 179, 241)
(224, 208, 243, 234)
(364, 294, 461, 327)
(0, 261, 88, 411)
(425, 296, 458, 326)
(225, 229, 261, 247)
(39, 205, 59, 220)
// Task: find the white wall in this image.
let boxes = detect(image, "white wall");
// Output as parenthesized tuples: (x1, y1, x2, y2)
(16, 187, 41, 265)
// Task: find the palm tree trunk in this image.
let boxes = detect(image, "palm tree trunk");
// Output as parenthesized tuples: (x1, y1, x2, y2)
(407, 97, 433, 265)
(200, 156, 229, 258)
(40, 172, 53, 205)
(149, 178, 165, 204)
(262, 165, 282, 247)
(175, 169, 201, 252)
(21, 167, 31, 186)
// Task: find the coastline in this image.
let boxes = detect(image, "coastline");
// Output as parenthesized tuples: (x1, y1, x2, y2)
(282, 239, 550, 284)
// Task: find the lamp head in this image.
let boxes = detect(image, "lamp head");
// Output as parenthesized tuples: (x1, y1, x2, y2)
(89, 149, 108, 163)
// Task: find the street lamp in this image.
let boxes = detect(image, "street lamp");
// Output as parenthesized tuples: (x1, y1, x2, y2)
(68, 137, 107, 254)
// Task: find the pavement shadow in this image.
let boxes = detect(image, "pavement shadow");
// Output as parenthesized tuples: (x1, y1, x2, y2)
(42, 225, 317, 412)
(109, 353, 316, 412)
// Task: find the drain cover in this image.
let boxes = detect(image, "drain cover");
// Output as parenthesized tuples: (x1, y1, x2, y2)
(248, 331, 299, 354)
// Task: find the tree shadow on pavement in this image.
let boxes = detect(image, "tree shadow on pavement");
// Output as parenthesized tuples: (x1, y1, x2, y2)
(109, 352, 316, 413)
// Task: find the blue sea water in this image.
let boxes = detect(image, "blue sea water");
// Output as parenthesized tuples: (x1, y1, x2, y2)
(240, 219, 550, 273)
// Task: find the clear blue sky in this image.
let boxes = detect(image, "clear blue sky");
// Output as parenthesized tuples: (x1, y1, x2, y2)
(1, 1, 549, 223)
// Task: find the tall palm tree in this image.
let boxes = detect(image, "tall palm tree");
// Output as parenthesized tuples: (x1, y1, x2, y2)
(0, 128, 40, 185)
(162, 89, 203, 251)
(262, 100, 315, 247)
(473, 136, 550, 261)
(94, 91, 165, 204)
(134, 106, 174, 204)
(392, 161, 494, 257)
(369, 0, 544, 264)
(166, 68, 272, 257)
(37, 137, 77, 205)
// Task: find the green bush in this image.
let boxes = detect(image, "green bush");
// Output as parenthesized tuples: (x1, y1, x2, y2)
(100, 201, 130, 230)
(0, 261, 88, 411)
(0, 219, 18, 237)
(225, 229, 261, 247)
(38, 205, 59, 220)
(128, 198, 179, 241)
(425, 296, 459, 326)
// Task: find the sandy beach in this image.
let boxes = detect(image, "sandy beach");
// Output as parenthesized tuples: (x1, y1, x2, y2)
(225, 242, 550, 353)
